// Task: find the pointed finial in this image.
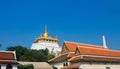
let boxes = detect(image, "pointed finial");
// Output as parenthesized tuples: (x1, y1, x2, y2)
(45, 25, 47, 33)
(44, 25, 48, 38)
(102, 35, 108, 48)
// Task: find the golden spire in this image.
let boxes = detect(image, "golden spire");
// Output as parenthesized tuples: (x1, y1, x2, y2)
(44, 25, 48, 38)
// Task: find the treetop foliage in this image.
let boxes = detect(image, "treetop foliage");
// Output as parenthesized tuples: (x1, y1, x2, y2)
(7, 46, 55, 62)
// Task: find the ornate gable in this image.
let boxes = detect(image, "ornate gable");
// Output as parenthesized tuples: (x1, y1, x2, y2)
(61, 43, 69, 54)
(75, 47, 81, 56)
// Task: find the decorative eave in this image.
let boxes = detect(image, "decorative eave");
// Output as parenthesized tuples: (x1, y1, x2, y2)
(48, 52, 75, 63)
(67, 52, 75, 58)
(0, 60, 19, 64)
(39, 37, 58, 40)
(48, 53, 69, 63)
(61, 42, 70, 54)
(69, 55, 120, 63)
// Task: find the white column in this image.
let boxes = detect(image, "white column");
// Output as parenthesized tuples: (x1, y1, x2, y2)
(12, 64, 18, 69)
(1, 64, 7, 69)
(102, 35, 108, 48)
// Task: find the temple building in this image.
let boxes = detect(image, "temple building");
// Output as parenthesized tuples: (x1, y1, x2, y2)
(0, 50, 18, 69)
(49, 36, 120, 69)
(31, 26, 61, 55)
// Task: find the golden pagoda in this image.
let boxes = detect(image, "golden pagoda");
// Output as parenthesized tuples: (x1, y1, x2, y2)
(34, 26, 58, 44)
(31, 26, 61, 55)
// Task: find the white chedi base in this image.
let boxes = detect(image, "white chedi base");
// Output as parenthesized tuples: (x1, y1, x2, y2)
(31, 42, 61, 55)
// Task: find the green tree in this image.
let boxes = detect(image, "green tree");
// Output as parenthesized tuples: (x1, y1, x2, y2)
(6, 46, 55, 62)
(44, 48, 49, 55)
(7, 46, 28, 61)
(18, 64, 24, 69)
(29, 49, 48, 62)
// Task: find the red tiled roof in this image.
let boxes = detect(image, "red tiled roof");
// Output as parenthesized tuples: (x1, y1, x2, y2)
(0, 52, 14, 59)
(69, 46, 120, 62)
(49, 41, 120, 63)
(64, 41, 106, 52)
(78, 46, 120, 57)
(64, 42, 78, 52)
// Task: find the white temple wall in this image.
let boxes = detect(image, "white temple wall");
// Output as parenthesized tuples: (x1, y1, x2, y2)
(0, 64, 18, 69)
(12, 64, 18, 69)
(31, 42, 61, 55)
(72, 62, 120, 69)
(51, 62, 63, 69)
(1, 64, 7, 69)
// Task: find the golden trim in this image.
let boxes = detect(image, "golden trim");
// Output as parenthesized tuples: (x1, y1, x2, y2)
(34, 26, 59, 44)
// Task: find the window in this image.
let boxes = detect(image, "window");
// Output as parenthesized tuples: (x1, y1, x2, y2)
(0, 65, 1, 69)
(63, 63, 66, 66)
(66, 63, 68, 66)
(63, 62, 68, 66)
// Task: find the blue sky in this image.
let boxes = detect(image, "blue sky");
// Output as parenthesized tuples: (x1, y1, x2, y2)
(0, 0, 120, 50)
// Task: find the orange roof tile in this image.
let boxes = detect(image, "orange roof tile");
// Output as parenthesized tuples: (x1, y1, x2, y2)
(50, 41, 120, 63)
(0, 52, 14, 59)
(69, 45, 120, 62)
(78, 46, 120, 57)
(48, 53, 69, 63)
(64, 41, 106, 52)
(64, 42, 77, 52)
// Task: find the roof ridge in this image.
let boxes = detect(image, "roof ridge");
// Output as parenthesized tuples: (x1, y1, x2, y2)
(72, 55, 120, 60)
(0, 50, 15, 53)
(77, 46, 108, 50)
(64, 41, 103, 47)
(108, 49, 120, 53)
(78, 46, 120, 53)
